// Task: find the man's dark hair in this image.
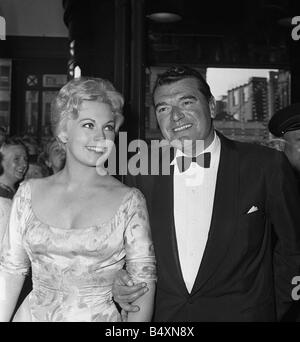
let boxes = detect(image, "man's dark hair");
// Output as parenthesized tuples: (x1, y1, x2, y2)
(152, 65, 213, 103)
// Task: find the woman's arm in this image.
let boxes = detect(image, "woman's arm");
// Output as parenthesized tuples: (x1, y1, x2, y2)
(127, 282, 155, 322)
(0, 271, 25, 321)
(124, 189, 157, 322)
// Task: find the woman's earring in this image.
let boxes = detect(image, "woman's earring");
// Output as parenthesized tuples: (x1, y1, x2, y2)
(57, 132, 68, 146)
(57, 132, 68, 144)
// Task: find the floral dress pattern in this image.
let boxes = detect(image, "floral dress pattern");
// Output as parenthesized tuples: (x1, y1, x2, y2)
(0, 181, 156, 322)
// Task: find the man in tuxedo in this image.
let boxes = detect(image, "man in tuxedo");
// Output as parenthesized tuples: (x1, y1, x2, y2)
(113, 66, 300, 321)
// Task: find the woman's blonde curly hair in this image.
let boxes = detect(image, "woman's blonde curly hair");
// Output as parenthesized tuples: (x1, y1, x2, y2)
(51, 77, 124, 140)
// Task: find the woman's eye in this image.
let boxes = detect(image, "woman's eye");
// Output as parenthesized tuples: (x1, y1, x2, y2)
(83, 122, 94, 129)
(104, 125, 115, 131)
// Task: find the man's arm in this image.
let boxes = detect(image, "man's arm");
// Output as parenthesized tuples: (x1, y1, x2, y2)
(127, 282, 155, 322)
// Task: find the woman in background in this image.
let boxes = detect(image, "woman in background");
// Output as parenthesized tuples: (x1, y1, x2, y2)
(0, 77, 156, 322)
(38, 137, 66, 175)
(0, 138, 28, 242)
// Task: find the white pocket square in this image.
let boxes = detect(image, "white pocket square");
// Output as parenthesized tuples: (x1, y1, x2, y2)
(247, 206, 259, 214)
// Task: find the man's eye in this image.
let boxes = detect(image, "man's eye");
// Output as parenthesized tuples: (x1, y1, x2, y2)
(157, 107, 169, 114)
(182, 100, 194, 106)
(83, 123, 94, 128)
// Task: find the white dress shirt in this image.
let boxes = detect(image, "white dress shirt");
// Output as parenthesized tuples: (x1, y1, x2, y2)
(173, 132, 221, 293)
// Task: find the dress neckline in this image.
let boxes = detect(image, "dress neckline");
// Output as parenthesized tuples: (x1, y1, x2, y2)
(26, 181, 135, 232)
(0, 182, 15, 199)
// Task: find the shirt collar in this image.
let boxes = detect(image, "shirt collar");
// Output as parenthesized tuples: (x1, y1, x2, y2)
(171, 130, 220, 165)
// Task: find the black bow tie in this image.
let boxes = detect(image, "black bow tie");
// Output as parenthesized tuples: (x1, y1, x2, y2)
(176, 153, 211, 173)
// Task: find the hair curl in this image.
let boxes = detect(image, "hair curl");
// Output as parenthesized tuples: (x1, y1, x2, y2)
(51, 77, 124, 139)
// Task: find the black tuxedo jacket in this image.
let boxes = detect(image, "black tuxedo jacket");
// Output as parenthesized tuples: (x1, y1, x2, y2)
(126, 133, 300, 322)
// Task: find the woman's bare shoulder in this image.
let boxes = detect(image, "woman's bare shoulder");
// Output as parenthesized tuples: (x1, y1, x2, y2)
(104, 176, 131, 197)
(28, 175, 58, 198)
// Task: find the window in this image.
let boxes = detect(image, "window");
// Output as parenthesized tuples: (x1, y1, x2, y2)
(145, 66, 291, 146)
(208, 68, 290, 144)
(0, 59, 12, 130)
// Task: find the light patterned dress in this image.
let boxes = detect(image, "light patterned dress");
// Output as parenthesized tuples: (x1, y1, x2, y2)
(0, 181, 156, 322)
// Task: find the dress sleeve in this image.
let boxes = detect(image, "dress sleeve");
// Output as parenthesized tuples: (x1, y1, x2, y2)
(0, 182, 31, 276)
(124, 188, 157, 284)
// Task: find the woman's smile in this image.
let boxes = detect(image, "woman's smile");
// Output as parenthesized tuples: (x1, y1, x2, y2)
(86, 145, 108, 154)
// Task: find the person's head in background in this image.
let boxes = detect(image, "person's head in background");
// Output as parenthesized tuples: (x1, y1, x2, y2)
(51, 77, 124, 170)
(152, 65, 216, 154)
(39, 137, 66, 174)
(268, 103, 300, 176)
(0, 137, 28, 195)
(21, 135, 39, 160)
(25, 161, 49, 180)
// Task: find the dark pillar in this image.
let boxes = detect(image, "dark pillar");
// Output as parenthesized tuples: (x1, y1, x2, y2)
(129, 0, 146, 140)
(63, 0, 120, 83)
(63, 0, 144, 141)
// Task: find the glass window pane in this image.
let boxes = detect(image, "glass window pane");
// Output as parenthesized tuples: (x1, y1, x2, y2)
(42, 74, 67, 88)
(25, 90, 39, 135)
(208, 68, 291, 145)
(0, 59, 12, 130)
(42, 91, 58, 141)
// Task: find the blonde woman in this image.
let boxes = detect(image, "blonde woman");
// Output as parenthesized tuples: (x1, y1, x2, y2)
(0, 78, 156, 322)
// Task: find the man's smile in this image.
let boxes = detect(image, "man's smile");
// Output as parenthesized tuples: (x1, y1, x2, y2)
(173, 124, 193, 133)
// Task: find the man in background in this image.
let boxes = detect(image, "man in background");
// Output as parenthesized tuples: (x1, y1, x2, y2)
(269, 103, 300, 321)
(269, 103, 300, 182)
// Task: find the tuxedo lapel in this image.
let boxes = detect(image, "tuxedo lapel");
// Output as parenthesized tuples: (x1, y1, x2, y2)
(151, 147, 189, 295)
(191, 134, 240, 295)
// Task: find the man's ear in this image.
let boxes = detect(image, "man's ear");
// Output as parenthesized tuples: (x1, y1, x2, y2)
(209, 97, 216, 119)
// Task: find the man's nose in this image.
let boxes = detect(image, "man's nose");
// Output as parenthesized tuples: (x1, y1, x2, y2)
(171, 106, 185, 122)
